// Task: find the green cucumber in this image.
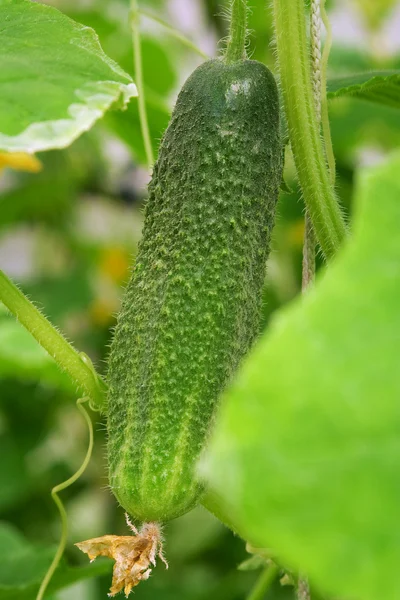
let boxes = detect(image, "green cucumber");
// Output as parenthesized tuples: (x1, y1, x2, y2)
(107, 58, 282, 523)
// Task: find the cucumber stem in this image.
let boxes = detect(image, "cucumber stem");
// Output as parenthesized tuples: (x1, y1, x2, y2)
(225, 0, 248, 63)
(130, 0, 154, 169)
(272, 0, 346, 259)
(0, 269, 107, 411)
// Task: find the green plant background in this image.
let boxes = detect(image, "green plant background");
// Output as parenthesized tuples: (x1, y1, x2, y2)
(1, 0, 400, 598)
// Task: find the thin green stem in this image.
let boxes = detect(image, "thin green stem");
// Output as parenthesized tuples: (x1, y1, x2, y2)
(0, 270, 107, 411)
(320, 0, 336, 184)
(36, 397, 94, 600)
(139, 9, 210, 60)
(246, 564, 278, 600)
(225, 0, 248, 63)
(272, 0, 346, 259)
(130, 0, 154, 170)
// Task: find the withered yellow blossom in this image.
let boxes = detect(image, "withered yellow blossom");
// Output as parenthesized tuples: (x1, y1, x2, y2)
(0, 152, 42, 173)
(76, 518, 167, 597)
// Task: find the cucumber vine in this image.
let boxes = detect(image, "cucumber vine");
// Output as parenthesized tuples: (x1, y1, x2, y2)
(0, 269, 106, 411)
(247, 564, 279, 600)
(272, 0, 346, 259)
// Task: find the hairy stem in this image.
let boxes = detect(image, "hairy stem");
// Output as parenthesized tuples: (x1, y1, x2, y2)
(0, 270, 106, 411)
(272, 0, 346, 259)
(130, 0, 154, 169)
(139, 9, 210, 59)
(225, 0, 248, 63)
(247, 564, 278, 600)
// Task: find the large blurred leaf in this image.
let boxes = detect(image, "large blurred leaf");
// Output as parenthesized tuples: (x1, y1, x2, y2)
(0, 0, 137, 153)
(329, 98, 400, 163)
(0, 522, 111, 599)
(204, 150, 400, 600)
(328, 71, 400, 109)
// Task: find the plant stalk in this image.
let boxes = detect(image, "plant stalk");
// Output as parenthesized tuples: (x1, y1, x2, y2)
(130, 0, 154, 170)
(246, 564, 278, 600)
(225, 0, 248, 63)
(272, 0, 346, 259)
(0, 270, 106, 411)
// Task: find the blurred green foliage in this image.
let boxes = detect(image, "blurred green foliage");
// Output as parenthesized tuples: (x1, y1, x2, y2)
(1, 0, 400, 598)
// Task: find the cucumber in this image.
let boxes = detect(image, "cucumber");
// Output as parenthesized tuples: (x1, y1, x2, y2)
(107, 58, 282, 523)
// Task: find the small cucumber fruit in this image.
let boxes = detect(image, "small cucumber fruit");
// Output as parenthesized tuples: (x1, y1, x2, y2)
(107, 58, 282, 523)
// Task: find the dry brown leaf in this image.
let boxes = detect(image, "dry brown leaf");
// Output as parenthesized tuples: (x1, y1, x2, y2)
(76, 518, 167, 597)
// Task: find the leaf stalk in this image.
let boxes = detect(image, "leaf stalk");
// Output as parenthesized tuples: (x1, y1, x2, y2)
(272, 0, 346, 258)
(130, 0, 154, 170)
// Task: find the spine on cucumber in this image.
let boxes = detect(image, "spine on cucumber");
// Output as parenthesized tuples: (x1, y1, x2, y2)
(107, 58, 282, 523)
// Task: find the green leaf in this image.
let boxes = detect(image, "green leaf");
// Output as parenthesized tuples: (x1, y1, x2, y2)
(328, 71, 400, 108)
(203, 150, 400, 600)
(0, 435, 30, 513)
(328, 47, 383, 74)
(0, 0, 137, 153)
(66, 7, 178, 97)
(0, 522, 111, 599)
(330, 97, 400, 161)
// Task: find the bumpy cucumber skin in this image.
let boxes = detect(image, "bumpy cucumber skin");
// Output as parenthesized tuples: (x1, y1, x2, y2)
(108, 59, 282, 523)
